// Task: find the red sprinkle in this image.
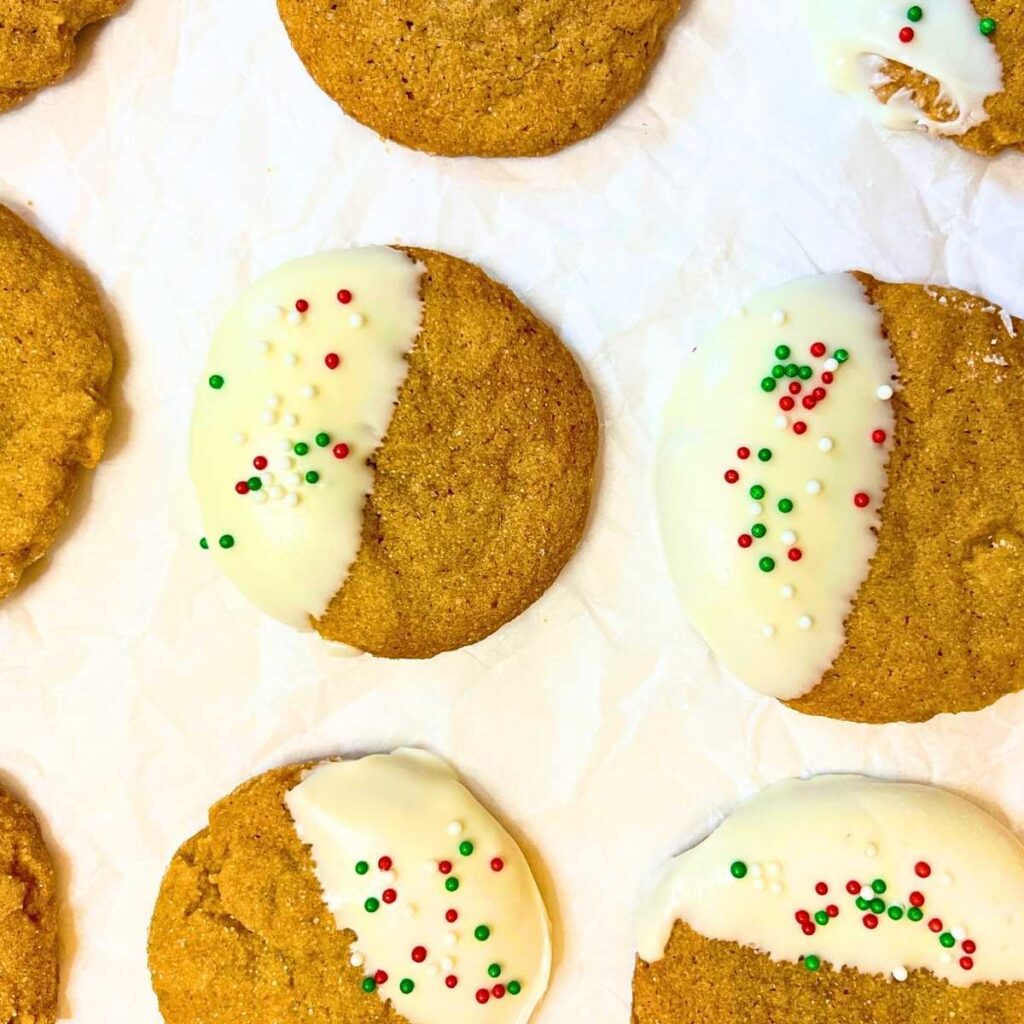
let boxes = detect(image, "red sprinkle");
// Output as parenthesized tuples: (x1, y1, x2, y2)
(793, 421, 808, 435)
(445, 976, 459, 989)
(900, 26, 915, 43)
(476, 989, 491, 1005)
(337, 289, 353, 304)
(378, 856, 393, 871)
(826, 904, 839, 918)
(253, 456, 268, 470)
(802, 922, 816, 936)
(863, 914, 878, 930)
(846, 880, 861, 896)
(446, 909, 459, 923)
(796, 910, 811, 924)
(333, 443, 350, 460)
(492, 985, 506, 999)
(929, 918, 943, 933)
(802, 396, 817, 410)
(438, 861, 453, 875)
(960, 957, 974, 971)
(815, 882, 829, 896)
(375, 970, 388, 985)
(789, 382, 802, 396)
(412, 946, 427, 963)
(725, 469, 740, 484)
(235, 481, 250, 495)
(788, 548, 803, 562)
(780, 396, 796, 411)
(854, 492, 871, 508)
(491, 858, 505, 873)
(812, 387, 827, 401)
(821, 371, 834, 385)
(909, 891, 925, 908)
(738, 534, 753, 549)
(295, 299, 309, 313)
(872, 429, 887, 444)
(963, 940, 977, 955)
(382, 889, 397, 904)
(915, 861, 932, 878)
(737, 446, 751, 460)
(324, 352, 341, 370)
(811, 342, 827, 358)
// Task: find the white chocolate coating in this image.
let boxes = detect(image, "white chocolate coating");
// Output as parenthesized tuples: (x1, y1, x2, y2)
(191, 248, 423, 628)
(636, 776, 1024, 987)
(803, 0, 1003, 136)
(286, 749, 551, 1024)
(657, 274, 898, 700)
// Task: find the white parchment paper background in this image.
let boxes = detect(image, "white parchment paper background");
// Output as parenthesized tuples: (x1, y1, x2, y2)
(2, 1, 1024, 1020)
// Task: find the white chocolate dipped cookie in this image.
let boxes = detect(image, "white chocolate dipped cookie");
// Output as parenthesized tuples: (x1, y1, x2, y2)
(802, 1, 1023, 155)
(632, 776, 1024, 1023)
(191, 246, 598, 658)
(148, 750, 551, 1024)
(657, 272, 1024, 723)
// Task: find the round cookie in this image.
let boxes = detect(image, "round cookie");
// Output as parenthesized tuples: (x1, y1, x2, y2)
(0, 204, 113, 601)
(803, 1, 1022, 155)
(148, 749, 552, 1024)
(191, 247, 598, 658)
(0, 784, 59, 1024)
(633, 776, 1024, 1023)
(275, 0, 682, 157)
(0, 0, 126, 114)
(657, 272, 1024, 723)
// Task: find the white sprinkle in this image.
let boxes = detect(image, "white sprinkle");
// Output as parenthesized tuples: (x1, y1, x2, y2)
(780, 585, 795, 599)
(349, 312, 366, 328)
(278, 438, 293, 452)
(287, 472, 302, 487)
(283, 352, 298, 367)
(444, 934, 458, 949)
(253, 491, 269, 506)
(942, 873, 954, 886)
(286, 493, 300, 507)
(255, 303, 284, 324)
(769, 881, 784, 895)
(261, 472, 274, 485)
(260, 411, 277, 425)
(860, 885, 874, 899)
(761, 624, 776, 639)
(380, 870, 396, 884)
(403, 905, 417, 920)
(441, 957, 455, 972)
(781, 530, 796, 546)
(753, 878, 765, 891)
(766, 862, 781, 878)
(283, 413, 299, 428)
(302, 385, 317, 399)
(232, 432, 247, 446)
(805, 479, 823, 495)
(877, 384, 894, 401)
(774, 415, 789, 430)
(447, 821, 464, 836)
(771, 309, 787, 326)
(892, 967, 908, 982)
(864, 843, 878, 858)
(427, 964, 440, 978)
(749, 502, 763, 516)
(952, 926, 966, 941)
(750, 863, 763, 879)
(818, 437, 834, 453)
(278, 456, 294, 472)
(349, 952, 364, 968)
(798, 615, 814, 631)
(255, 340, 271, 355)
(940, 952, 952, 965)
(288, 310, 304, 326)
(270, 486, 285, 501)
(823, 357, 839, 372)
(266, 394, 282, 409)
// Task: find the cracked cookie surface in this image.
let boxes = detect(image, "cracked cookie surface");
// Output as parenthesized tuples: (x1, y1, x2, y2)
(787, 275, 1024, 723)
(0, 204, 112, 600)
(0, 785, 59, 1024)
(276, 0, 682, 156)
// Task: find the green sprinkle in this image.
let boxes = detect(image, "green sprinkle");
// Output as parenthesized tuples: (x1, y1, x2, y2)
(761, 377, 777, 393)
(870, 898, 886, 915)
(798, 365, 813, 380)
(980, 16, 997, 34)
(445, 877, 460, 893)
(361, 978, 377, 994)
(730, 861, 748, 879)
(751, 523, 767, 539)
(908, 907, 924, 922)
(871, 879, 887, 895)
(757, 448, 772, 463)
(248, 476, 262, 491)
(400, 979, 415, 995)
(750, 485, 766, 500)
(814, 910, 829, 926)
(772, 364, 786, 379)
(784, 363, 799, 378)
(459, 841, 474, 857)
(305, 470, 320, 484)
(199, 537, 209, 550)
(364, 897, 380, 913)
(315, 432, 331, 447)
(507, 981, 522, 996)
(888, 906, 904, 921)
(758, 556, 776, 573)
(778, 498, 794, 514)
(475, 925, 491, 942)
(294, 442, 310, 456)
(488, 964, 502, 979)
(208, 374, 224, 389)
(856, 897, 870, 911)
(907, 5, 923, 22)
(775, 345, 791, 360)
(940, 932, 956, 948)
(218, 534, 234, 550)
(355, 861, 369, 875)
(805, 955, 821, 973)
(835, 348, 849, 363)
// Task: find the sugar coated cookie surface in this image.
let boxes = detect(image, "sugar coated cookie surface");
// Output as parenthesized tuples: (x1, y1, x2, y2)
(658, 272, 1024, 723)
(633, 776, 1024, 1022)
(0, 204, 113, 600)
(192, 246, 598, 658)
(0, 0, 126, 113)
(803, 1, 1023, 155)
(149, 749, 551, 1024)
(275, 0, 682, 157)
(0, 785, 59, 1024)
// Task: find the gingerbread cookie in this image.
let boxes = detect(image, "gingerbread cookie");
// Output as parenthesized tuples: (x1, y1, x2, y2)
(0, 784, 59, 1024)
(0, 0, 126, 113)
(0, 204, 112, 600)
(191, 246, 598, 658)
(803, 1, 1023, 155)
(633, 776, 1024, 1023)
(149, 749, 552, 1024)
(657, 272, 1024, 723)
(275, 0, 682, 157)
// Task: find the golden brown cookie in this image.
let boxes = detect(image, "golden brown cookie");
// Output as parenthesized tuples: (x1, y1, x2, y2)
(0, 0, 126, 113)
(0, 785, 59, 1024)
(0, 204, 113, 600)
(149, 751, 552, 1024)
(191, 247, 597, 659)
(275, 0, 682, 157)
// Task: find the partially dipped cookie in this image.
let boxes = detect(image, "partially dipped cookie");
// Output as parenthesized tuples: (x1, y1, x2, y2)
(0, 204, 113, 600)
(276, 0, 682, 157)
(192, 247, 598, 658)
(803, 1, 1022, 155)
(0, 784, 59, 1024)
(633, 776, 1024, 1023)
(657, 272, 1024, 723)
(0, 0, 126, 113)
(149, 749, 552, 1024)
